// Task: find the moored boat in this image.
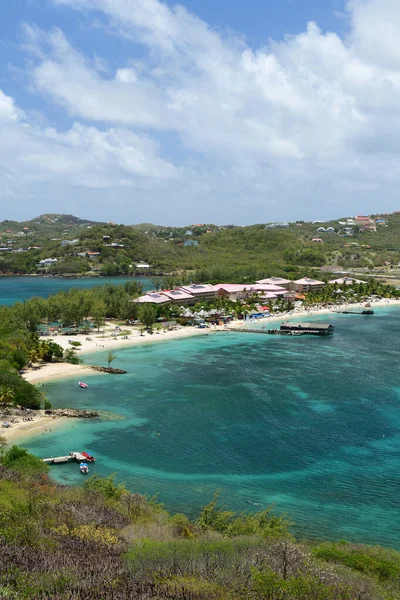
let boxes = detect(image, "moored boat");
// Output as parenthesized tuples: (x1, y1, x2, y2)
(81, 451, 96, 462)
(78, 382, 88, 389)
(80, 462, 89, 474)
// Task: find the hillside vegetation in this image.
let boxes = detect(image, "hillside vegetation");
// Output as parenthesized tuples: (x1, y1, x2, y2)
(1, 446, 400, 599)
(2, 212, 400, 278)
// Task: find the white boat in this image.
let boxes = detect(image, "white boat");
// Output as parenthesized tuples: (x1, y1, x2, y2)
(80, 462, 89, 474)
(78, 382, 88, 389)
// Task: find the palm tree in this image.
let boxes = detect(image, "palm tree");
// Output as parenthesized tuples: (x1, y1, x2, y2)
(107, 351, 117, 368)
(0, 387, 15, 405)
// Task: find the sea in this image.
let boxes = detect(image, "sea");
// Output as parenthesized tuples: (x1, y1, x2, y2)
(0, 275, 154, 305)
(17, 303, 400, 548)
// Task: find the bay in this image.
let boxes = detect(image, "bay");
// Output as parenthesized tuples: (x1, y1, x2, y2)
(22, 306, 400, 548)
(0, 275, 154, 305)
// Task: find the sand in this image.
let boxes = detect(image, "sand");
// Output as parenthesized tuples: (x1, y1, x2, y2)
(23, 298, 400, 386)
(0, 413, 66, 443)
(13, 297, 400, 444)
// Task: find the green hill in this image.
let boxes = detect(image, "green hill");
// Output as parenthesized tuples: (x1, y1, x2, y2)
(1, 212, 400, 279)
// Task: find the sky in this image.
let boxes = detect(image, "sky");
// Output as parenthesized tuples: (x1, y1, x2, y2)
(0, 0, 399, 225)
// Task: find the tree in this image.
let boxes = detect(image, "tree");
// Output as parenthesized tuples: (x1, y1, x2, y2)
(0, 386, 14, 405)
(92, 300, 107, 331)
(107, 351, 117, 368)
(138, 304, 157, 331)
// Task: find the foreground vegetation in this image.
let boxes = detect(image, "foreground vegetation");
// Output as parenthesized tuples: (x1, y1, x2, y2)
(0, 445, 398, 599)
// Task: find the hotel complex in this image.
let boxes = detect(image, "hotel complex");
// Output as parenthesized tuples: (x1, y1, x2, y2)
(132, 276, 344, 307)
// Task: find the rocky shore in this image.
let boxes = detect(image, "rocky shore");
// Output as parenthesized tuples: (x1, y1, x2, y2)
(45, 408, 99, 418)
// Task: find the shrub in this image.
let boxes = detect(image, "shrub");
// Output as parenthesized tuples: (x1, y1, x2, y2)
(0, 446, 49, 476)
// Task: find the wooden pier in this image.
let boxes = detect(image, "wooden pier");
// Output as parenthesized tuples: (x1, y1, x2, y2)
(336, 309, 374, 315)
(43, 451, 88, 464)
(228, 322, 334, 337)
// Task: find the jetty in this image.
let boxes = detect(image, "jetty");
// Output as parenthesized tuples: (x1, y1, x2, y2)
(335, 309, 374, 315)
(43, 451, 94, 464)
(228, 322, 334, 337)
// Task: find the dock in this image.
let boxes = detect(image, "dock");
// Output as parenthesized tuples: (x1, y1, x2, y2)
(228, 322, 334, 336)
(336, 309, 374, 315)
(43, 451, 88, 464)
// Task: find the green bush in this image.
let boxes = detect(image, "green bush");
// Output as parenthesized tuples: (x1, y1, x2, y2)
(0, 446, 49, 476)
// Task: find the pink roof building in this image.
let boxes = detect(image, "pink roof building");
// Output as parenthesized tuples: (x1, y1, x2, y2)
(252, 284, 287, 294)
(162, 290, 195, 304)
(256, 277, 291, 289)
(180, 284, 217, 300)
(132, 292, 170, 305)
(215, 284, 254, 301)
(293, 278, 326, 292)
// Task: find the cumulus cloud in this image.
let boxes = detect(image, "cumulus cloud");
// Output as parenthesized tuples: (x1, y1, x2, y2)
(2, 0, 400, 222)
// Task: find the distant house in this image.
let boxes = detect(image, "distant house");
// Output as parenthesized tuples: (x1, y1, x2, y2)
(86, 251, 101, 259)
(104, 243, 125, 248)
(317, 227, 326, 232)
(185, 230, 193, 236)
(312, 238, 324, 243)
(329, 277, 367, 285)
(325, 227, 335, 233)
(265, 222, 289, 229)
(183, 240, 199, 247)
(60, 239, 78, 247)
(38, 258, 58, 266)
(135, 262, 150, 269)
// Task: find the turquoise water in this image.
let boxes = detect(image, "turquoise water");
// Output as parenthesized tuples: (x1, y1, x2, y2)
(0, 276, 154, 305)
(22, 306, 400, 547)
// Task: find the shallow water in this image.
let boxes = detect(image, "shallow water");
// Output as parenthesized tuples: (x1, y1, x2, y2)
(0, 276, 153, 305)
(22, 307, 400, 547)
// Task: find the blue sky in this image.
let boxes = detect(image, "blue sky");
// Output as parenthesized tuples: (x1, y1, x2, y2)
(0, 0, 399, 225)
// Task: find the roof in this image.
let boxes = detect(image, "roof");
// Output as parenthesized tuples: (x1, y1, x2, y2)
(180, 284, 216, 294)
(281, 322, 333, 330)
(214, 284, 252, 292)
(133, 293, 170, 304)
(257, 292, 278, 300)
(252, 284, 287, 293)
(329, 277, 367, 285)
(256, 277, 290, 285)
(294, 278, 325, 285)
(162, 290, 195, 300)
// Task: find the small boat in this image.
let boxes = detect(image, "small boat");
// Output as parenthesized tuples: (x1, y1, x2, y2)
(80, 462, 89, 474)
(81, 451, 96, 462)
(78, 382, 88, 389)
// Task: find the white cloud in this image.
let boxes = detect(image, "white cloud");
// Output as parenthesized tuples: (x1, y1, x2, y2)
(2, 0, 400, 222)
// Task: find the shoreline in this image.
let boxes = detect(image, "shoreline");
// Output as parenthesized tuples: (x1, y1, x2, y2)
(22, 298, 400, 387)
(1, 412, 67, 444)
(12, 297, 400, 445)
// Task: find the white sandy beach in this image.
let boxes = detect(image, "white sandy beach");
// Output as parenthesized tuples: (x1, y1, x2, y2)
(10, 296, 400, 444)
(1, 413, 66, 443)
(22, 298, 400, 386)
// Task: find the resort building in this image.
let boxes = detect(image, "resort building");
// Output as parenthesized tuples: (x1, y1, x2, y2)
(132, 292, 170, 305)
(180, 284, 218, 301)
(162, 290, 196, 305)
(256, 277, 291, 289)
(215, 284, 254, 301)
(292, 278, 326, 293)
